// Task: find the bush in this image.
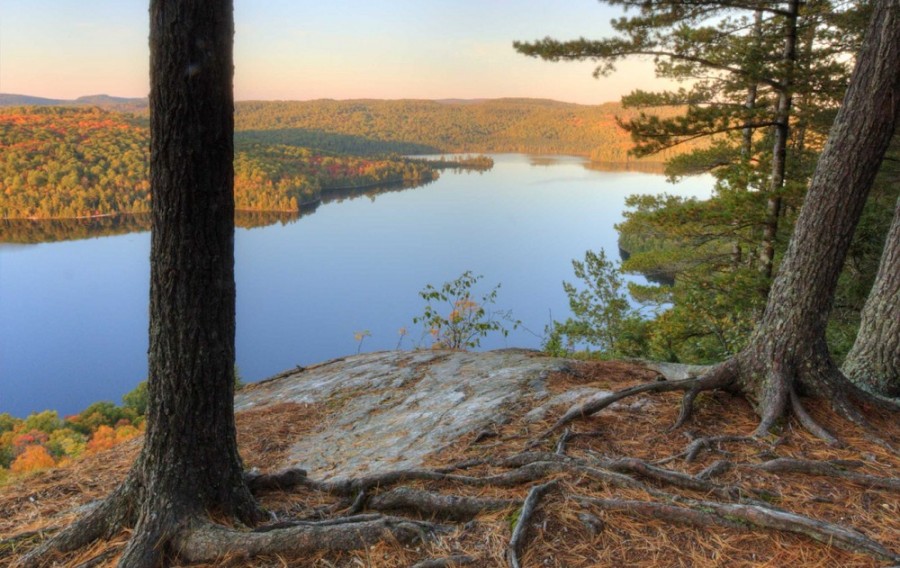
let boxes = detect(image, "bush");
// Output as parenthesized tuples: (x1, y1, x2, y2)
(10, 444, 55, 474)
(413, 271, 518, 350)
(122, 380, 148, 416)
(545, 249, 647, 358)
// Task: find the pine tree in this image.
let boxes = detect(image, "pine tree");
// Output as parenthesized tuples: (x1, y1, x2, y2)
(517, 0, 872, 361)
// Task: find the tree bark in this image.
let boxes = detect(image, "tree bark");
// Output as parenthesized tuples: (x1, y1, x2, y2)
(842, 196, 900, 396)
(118, 0, 265, 564)
(712, 0, 900, 434)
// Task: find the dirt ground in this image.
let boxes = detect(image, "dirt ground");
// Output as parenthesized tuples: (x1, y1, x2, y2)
(1, 360, 897, 567)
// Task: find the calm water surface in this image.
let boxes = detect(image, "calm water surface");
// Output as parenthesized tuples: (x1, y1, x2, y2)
(0, 154, 712, 417)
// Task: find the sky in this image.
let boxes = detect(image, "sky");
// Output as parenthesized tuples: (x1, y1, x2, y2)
(0, 0, 668, 105)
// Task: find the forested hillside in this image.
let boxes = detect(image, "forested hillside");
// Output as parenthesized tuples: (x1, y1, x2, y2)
(234, 98, 697, 161)
(0, 107, 438, 219)
(1, 99, 699, 220)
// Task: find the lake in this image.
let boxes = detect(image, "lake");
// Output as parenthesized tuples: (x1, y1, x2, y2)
(0, 154, 712, 418)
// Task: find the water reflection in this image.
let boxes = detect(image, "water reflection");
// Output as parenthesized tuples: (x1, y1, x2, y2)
(0, 178, 438, 245)
(584, 161, 666, 174)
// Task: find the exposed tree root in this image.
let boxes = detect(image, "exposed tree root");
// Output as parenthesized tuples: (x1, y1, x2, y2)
(790, 389, 842, 446)
(10, 364, 900, 566)
(697, 459, 733, 480)
(595, 457, 746, 501)
(574, 494, 900, 563)
(72, 547, 121, 568)
(174, 515, 442, 564)
(655, 435, 762, 465)
(752, 458, 900, 491)
(555, 428, 603, 455)
(410, 555, 477, 568)
(506, 480, 558, 568)
(550, 352, 897, 453)
(366, 487, 517, 521)
(672, 360, 740, 430)
(0, 529, 59, 562)
(17, 479, 139, 568)
(244, 467, 309, 493)
(12, 433, 900, 566)
(541, 377, 708, 437)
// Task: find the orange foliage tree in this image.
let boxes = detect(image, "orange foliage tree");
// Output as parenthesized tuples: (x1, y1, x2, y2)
(10, 444, 56, 474)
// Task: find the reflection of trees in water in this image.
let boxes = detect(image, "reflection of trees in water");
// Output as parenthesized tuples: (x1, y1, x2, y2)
(235, 210, 304, 229)
(584, 161, 665, 175)
(320, 177, 436, 206)
(617, 246, 675, 286)
(0, 179, 438, 244)
(527, 156, 666, 173)
(0, 215, 153, 244)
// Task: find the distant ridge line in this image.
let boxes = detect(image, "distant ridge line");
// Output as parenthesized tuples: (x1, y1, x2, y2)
(0, 93, 148, 109)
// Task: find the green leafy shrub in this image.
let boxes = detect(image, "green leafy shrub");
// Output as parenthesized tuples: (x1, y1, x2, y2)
(545, 249, 648, 358)
(413, 271, 518, 350)
(122, 381, 149, 416)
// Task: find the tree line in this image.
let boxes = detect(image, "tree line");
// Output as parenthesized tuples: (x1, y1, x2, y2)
(234, 97, 704, 161)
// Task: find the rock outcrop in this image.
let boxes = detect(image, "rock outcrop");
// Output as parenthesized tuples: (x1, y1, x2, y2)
(235, 349, 572, 480)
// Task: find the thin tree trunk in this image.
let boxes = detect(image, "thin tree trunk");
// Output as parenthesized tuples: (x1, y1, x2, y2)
(790, 1, 822, 175)
(842, 196, 900, 396)
(759, 0, 800, 283)
(740, 9, 763, 162)
(735, 9, 763, 270)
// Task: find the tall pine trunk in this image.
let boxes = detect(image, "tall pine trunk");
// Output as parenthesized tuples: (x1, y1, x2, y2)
(706, 0, 900, 435)
(118, 0, 265, 564)
(842, 196, 900, 396)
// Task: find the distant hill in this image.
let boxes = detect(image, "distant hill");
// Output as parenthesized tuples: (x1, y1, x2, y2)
(0, 93, 148, 110)
(234, 98, 701, 162)
(0, 94, 704, 164)
(2, 94, 703, 163)
(0, 94, 67, 106)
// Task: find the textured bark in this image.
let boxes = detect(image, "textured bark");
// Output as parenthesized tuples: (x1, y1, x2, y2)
(842, 196, 900, 396)
(16, 3, 263, 567)
(118, 0, 264, 564)
(729, 0, 900, 432)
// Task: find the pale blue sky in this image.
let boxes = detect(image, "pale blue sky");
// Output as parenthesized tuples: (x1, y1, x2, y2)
(0, 0, 667, 104)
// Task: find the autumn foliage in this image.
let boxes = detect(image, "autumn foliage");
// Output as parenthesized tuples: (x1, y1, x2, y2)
(0, 106, 437, 219)
(0, 386, 148, 482)
(9, 444, 55, 474)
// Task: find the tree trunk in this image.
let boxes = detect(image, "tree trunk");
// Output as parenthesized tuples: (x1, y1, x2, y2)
(740, 9, 763, 163)
(117, 0, 265, 564)
(703, 0, 900, 436)
(758, 0, 800, 283)
(842, 196, 900, 396)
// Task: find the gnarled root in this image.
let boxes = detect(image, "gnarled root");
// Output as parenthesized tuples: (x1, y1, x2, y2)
(574, 495, 899, 563)
(506, 480, 558, 568)
(175, 515, 442, 564)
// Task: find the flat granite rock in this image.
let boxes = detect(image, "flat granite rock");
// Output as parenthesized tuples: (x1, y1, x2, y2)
(235, 349, 572, 481)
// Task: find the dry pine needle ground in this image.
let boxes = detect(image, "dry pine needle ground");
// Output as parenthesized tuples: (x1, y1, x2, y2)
(1, 359, 897, 567)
